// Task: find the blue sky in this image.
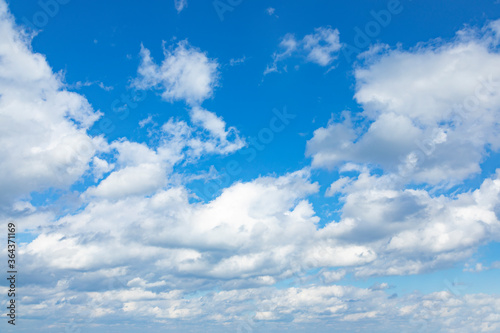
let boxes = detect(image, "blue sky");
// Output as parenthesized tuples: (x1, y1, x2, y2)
(1, 0, 500, 332)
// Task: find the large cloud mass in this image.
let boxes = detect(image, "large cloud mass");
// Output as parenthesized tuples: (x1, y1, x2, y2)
(1, 1, 499, 331)
(307, 22, 500, 186)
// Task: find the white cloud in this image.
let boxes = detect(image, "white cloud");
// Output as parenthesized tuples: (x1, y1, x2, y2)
(174, 0, 187, 13)
(188, 106, 245, 153)
(85, 163, 167, 199)
(161, 111, 246, 158)
(264, 34, 298, 75)
(325, 177, 352, 197)
(321, 269, 346, 283)
(2, 0, 500, 330)
(229, 56, 246, 66)
(307, 21, 500, 186)
(133, 41, 219, 105)
(319, 169, 500, 277)
(13, 278, 500, 332)
(342, 311, 378, 321)
(82, 116, 244, 200)
(303, 27, 342, 66)
(132, 42, 244, 156)
(0, 0, 103, 209)
(25, 162, 500, 299)
(265, 27, 341, 74)
(68, 80, 113, 91)
(91, 156, 115, 181)
(190, 106, 233, 140)
(20, 168, 392, 284)
(464, 263, 486, 273)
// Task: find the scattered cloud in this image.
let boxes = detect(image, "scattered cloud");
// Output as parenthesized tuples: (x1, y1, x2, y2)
(2, 0, 500, 331)
(68, 80, 114, 91)
(133, 40, 219, 105)
(265, 27, 341, 74)
(229, 56, 246, 66)
(132, 41, 245, 157)
(307, 22, 500, 187)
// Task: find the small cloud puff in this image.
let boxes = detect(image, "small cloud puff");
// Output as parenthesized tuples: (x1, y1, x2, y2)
(265, 27, 341, 74)
(133, 40, 219, 105)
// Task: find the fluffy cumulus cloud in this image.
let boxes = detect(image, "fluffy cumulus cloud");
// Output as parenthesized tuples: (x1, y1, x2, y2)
(134, 40, 219, 105)
(187, 106, 246, 154)
(16, 165, 500, 331)
(0, 1, 103, 209)
(304, 20, 500, 277)
(17, 167, 500, 330)
(321, 169, 500, 277)
(132, 41, 244, 155)
(265, 27, 341, 74)
(161, 112, 245, 158)
(307, 22, 500, 186)
(2, 0, 500, 330)
(83, 114, 245, 201)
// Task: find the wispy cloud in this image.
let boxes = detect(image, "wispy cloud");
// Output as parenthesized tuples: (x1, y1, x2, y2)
(174, 0, 187, 13)
(265, 27, 341, 74)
